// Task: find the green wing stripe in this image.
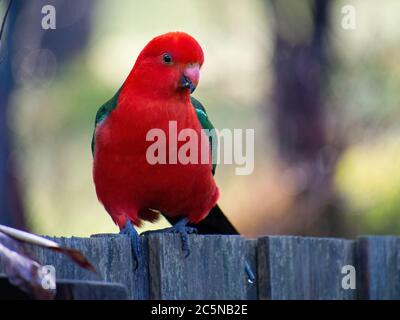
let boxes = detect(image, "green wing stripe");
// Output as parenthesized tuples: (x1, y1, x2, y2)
(191, 96, 218, 175)
(91, 88, 122, 156)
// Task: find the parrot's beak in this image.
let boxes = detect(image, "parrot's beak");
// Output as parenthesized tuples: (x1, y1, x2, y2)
(180, 64, 200, 93)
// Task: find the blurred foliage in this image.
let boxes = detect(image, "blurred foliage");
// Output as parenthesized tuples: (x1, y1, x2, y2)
(336, 133, 400, 234)
(330, 0, 400, 235)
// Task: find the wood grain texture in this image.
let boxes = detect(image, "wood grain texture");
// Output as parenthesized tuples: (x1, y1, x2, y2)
(357, 236, 400, 300)
(258, 236, 357, 300)
(55, 279, 129, 300)
(0, 277, 129, 300)
(145, 234, 257, 300)
(31, 234, 148, 300)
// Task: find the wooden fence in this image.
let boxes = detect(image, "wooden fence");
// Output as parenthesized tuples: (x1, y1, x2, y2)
(1, 234, 400, 299)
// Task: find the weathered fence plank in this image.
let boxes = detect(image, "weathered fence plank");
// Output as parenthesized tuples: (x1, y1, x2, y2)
(357, 236, 400, 300)
(0, 277, 129, 300)
(145, 234, 257, 300)
(31, 234, 149, 300)
(257, 236, 357, 300)
(54, 280, 129, 300)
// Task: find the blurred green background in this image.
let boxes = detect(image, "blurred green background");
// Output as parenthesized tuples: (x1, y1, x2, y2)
(1, 0, 399, 238)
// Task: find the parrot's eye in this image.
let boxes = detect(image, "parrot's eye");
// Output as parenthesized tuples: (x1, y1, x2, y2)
(162, 53, 172, 64)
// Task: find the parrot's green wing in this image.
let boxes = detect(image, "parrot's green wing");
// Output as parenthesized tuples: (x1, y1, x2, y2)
(191, 96, 218, 175)
(91, 89, 122, 156)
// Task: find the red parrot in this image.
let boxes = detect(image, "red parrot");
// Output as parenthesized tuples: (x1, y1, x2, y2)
(92, 32, 238, 263)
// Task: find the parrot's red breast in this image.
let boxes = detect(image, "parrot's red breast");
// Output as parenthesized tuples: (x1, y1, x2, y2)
(93, 32, 219, 229)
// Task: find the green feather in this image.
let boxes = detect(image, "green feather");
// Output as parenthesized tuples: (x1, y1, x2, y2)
(91, 88, 122, 156)
(191, 96, 218, 175)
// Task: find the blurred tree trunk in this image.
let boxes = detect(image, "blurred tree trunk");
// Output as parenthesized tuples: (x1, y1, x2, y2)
(0, 1, 25, 229)
(269, 0, 347, 236)
(0, 0, 94, 229)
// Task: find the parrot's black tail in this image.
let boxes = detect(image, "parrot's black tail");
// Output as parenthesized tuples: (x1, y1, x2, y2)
(191, 204, 239, 235)
(164, 204, 239, 235)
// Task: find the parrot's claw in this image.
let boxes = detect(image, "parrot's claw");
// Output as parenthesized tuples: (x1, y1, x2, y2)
(120, 220, 142, 270)
(142, 218, 197, 258)
(170, 222, 197, 258)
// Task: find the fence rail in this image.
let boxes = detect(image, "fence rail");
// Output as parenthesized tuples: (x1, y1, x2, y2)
(1, 234, 399, 299)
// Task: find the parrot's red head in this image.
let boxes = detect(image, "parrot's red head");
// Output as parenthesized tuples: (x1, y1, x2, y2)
(128, 32, 204, 97)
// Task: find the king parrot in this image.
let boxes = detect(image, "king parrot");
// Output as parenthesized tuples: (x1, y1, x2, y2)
(92, 32, 239, 262)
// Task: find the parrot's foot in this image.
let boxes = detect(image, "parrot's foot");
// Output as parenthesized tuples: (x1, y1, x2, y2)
(142, 218, 197, 257)
(120, 220, 142, 270)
